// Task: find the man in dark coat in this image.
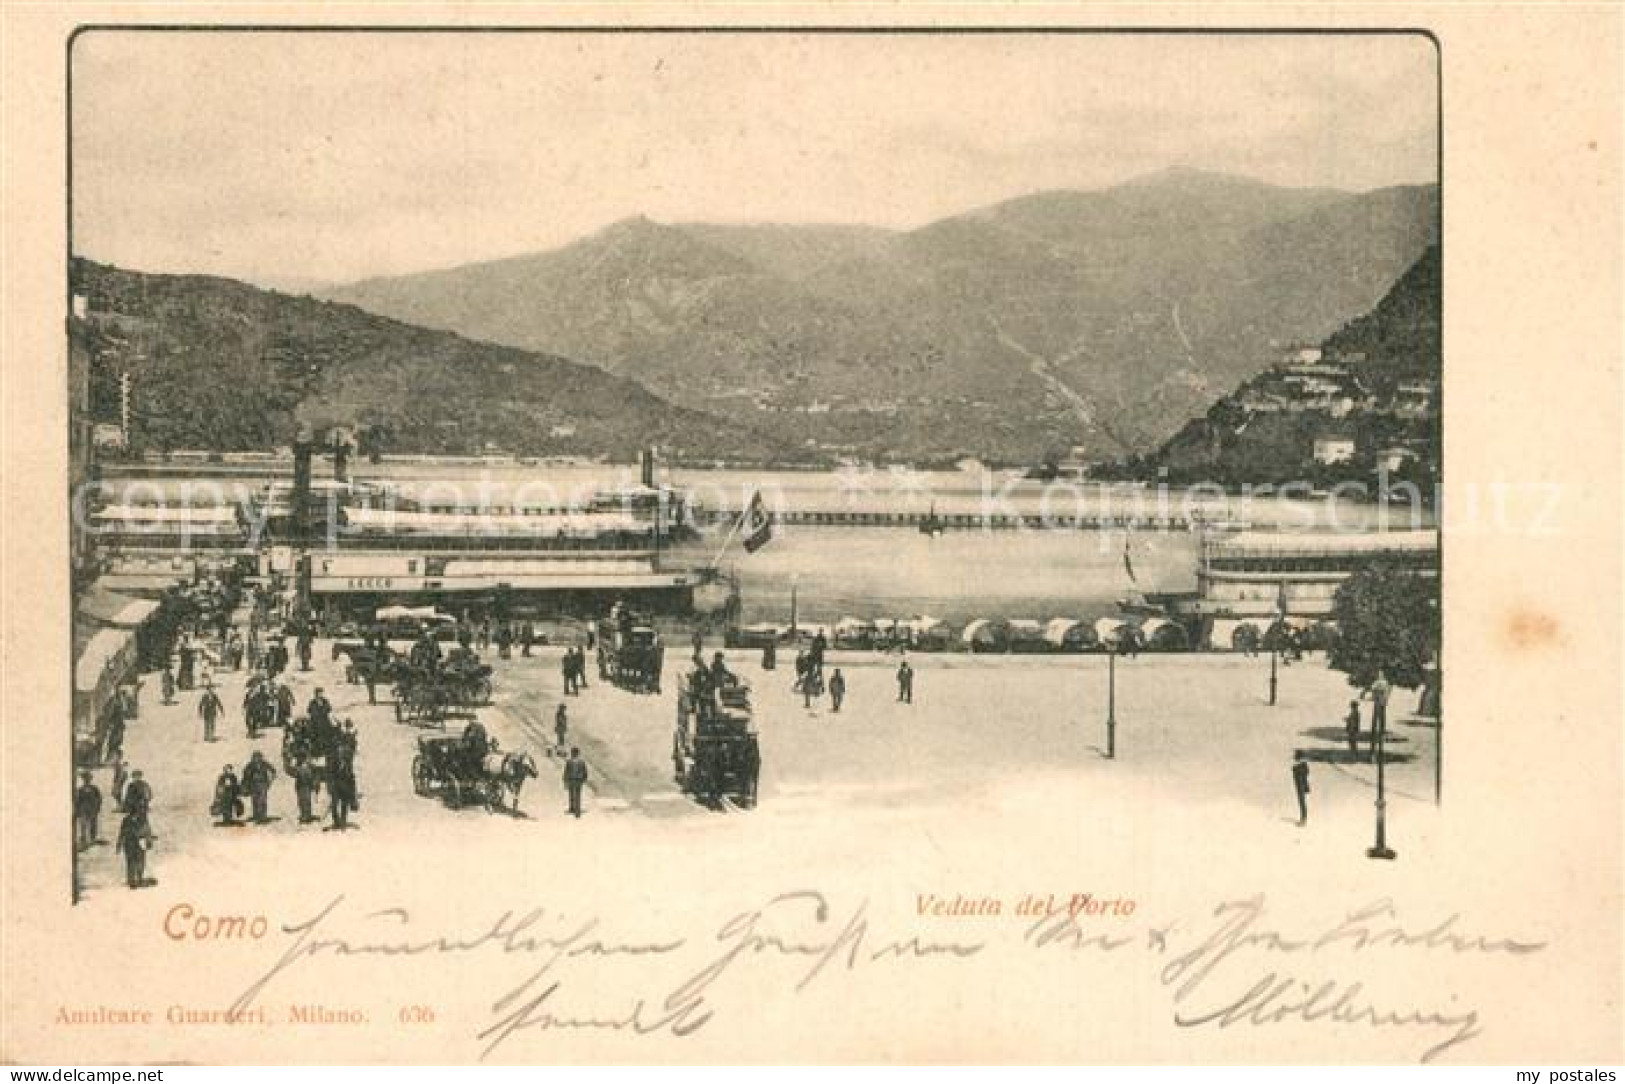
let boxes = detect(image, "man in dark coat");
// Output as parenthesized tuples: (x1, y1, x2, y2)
(198, 685, 224, 742)
(554, 704, 569, 752)
(1292, 751, 1311, 827)
(102, 704, 126, 764)
(308, 688, 333, 733)
(292, 752, 319, 824)
(897, 661, 914, 704)
(1344, 700, 1362, 759)
(110, 756, 128, 811)
(521, 622, 535, 658)
(213, 765, 243, 826)
(266, 638, 289, 678)
(561, 649, 576, 695)
(275, 681, 297, 730)
(123, 769, 151, 826)
(563, 748, 588, 818)
(828, 669, 846, 713)
(326, 745, 358, 830)
(574, 645, 589, 689)
(115, 810, 152, 889)
(496, 623, 513, 660)
(242, 751, 277, 824)
(74, 771, 102, 851)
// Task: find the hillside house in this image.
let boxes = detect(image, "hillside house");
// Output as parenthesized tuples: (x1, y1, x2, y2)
(1312, 434, 1357, 465)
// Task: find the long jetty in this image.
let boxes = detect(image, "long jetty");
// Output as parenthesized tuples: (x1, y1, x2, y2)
(686, 508, 1238, 531)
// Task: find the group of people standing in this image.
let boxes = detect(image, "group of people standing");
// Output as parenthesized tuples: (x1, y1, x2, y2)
(561, 645, 591, 694)
(73, 763, 154, 890)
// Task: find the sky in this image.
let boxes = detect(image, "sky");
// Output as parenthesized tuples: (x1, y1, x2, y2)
(71, 31, 1438, 287)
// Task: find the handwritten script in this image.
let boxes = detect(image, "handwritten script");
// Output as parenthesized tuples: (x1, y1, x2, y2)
(231, 891, 1544, 1062)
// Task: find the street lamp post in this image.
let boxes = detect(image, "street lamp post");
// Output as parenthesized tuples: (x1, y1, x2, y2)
(1105, 643, 1117, 759)
(1367, 712, 1398, 860)
(1268, 638, 1279, 706)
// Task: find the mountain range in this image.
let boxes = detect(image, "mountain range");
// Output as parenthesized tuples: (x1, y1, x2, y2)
(323, 168, 1439, 464)
(1141, 244, 1441, 485)
(70, 259, 792, 462)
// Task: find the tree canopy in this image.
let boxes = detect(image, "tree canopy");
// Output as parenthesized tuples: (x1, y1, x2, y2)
(1328, 566, 1439, 689)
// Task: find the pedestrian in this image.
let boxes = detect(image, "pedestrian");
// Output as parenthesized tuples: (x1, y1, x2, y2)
(574, 645, 589, 689)
(161, 664, 177, 705)
(118, 680, 141, 722)
(266, 638, 289, 678)
(242, 750, 277, 824)
(1344, 700, 1362, 759)
(561, 649, 576, 695)
(197, 654, 214, 690)
(292, 756, 319, 824)
(308, 687, 333, 733)
(114, 810, 152, 889)
(691, 629, 704, 663)
(1291, 751, 1311, 826)
(110, 756, 128, 811)
(563, 747, 588, 818)
(364, 658, 379, 705)
(123, 769, 151, 825)
(297, 635, 313, 672)
(478, 618, 492, 652)
(554, 704, 569, 752)
(828, 668, 846, 713)
(585, 628, 596, 652)
(897, 660, 914, 704)
(98, 700, 126, 762)
(74, 770, 102, 851)
(198, 684, 224, 742)
(521, 622, 534, 658)
(275, 681, 297, 730)
(497, 623, 512, 660)
(326, 746, 358, 831)
(212, 765, 243, 827)
(761, 639, 776, 670)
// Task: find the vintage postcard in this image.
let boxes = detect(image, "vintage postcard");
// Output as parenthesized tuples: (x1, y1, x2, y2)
(2, 4, 1620, 1067)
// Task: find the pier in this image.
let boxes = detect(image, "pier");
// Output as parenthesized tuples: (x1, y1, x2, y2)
(686, 507, 1240, 532)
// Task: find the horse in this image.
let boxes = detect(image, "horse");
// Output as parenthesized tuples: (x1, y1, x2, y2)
(479, 750, 539, 814)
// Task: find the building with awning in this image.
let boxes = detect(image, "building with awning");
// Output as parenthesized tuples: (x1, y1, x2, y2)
(73, 583, 169, 764)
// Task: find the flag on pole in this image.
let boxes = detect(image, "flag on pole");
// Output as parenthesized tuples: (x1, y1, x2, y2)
(741, 491, 774, 553)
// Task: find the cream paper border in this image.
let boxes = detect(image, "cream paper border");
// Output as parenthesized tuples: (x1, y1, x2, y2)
(2, 3, 1621, 1065)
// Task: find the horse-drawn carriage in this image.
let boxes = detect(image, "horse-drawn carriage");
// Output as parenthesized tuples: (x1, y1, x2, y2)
(595, 611, 664, 694)
(333, 642, 405, 687)
(674, 667, 760, 809)
(392, 648, 493, 727)
(411, 727, 537, 812)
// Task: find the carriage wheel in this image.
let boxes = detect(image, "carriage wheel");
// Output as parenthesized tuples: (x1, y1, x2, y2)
(411, 755, 429, 796)
(484, 777, 505, 811)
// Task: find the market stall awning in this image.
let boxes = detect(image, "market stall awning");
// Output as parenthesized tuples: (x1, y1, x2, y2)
(75, 627, 135, 695)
